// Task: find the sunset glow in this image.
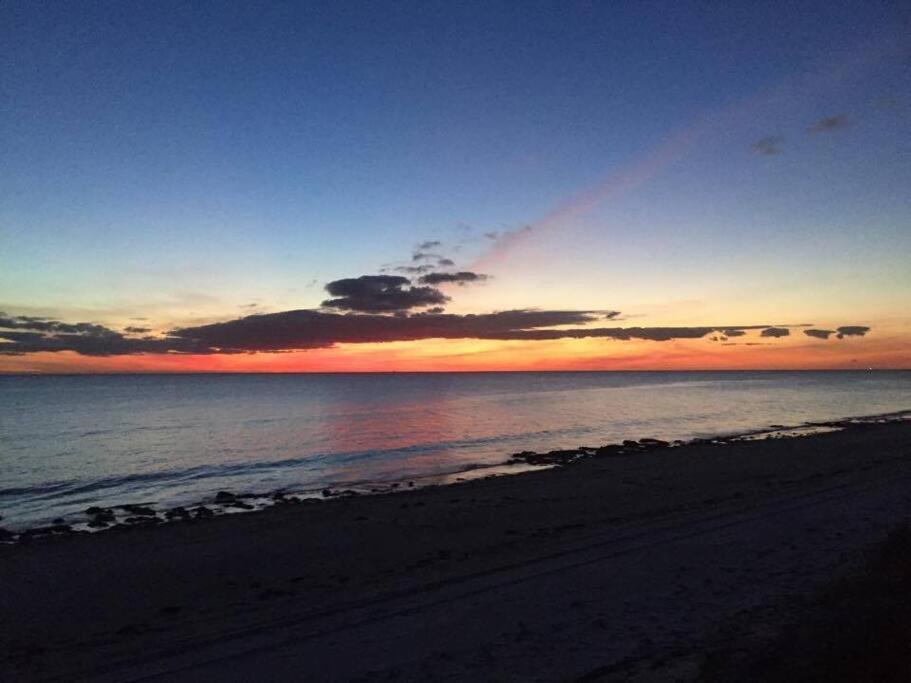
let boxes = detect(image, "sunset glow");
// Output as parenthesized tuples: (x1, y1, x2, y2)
(1, 2, 909, 373)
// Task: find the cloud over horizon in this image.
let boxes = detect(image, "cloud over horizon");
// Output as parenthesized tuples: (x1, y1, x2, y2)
(0, 260, 874, 359)
(835, 325, 870, 338)
(0, 308, 871, 357)
(804, 328, 835, 339)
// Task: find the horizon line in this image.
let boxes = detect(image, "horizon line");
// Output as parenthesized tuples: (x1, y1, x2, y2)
(1, 368, 906, 377)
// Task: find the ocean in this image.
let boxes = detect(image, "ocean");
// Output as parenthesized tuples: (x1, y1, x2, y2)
(1, 371, 909, 529)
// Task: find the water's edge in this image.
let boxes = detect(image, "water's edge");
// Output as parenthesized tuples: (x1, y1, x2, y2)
(2, 408, 908, 544)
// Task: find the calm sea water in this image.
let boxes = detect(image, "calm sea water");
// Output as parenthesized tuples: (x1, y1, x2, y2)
(1, 371, 909, 528)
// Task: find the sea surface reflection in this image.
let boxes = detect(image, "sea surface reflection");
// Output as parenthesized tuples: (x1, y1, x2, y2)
(1, 371, 909, 527)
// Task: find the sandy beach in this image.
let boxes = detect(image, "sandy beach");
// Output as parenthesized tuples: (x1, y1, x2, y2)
(2, 419, 910, 681)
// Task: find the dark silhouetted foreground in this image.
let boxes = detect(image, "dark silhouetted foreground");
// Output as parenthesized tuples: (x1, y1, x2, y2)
(700, 524, 911, 682)
(2, 420, 910, 681)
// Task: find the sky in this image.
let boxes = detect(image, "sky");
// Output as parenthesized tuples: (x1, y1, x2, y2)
(1, 1, 909, 372)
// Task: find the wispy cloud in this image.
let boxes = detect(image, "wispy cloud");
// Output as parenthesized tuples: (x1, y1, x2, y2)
(751, 136, 784, 155)
(808, 114, 850, 133)
(418, 271, 489, 286)
(390, 264, 435, 275)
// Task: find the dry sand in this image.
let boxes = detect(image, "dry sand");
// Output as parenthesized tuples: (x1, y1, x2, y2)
(2, 420, 910, 681)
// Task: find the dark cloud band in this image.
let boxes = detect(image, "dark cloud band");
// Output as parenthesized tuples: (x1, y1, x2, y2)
(0, 309, 871, 357)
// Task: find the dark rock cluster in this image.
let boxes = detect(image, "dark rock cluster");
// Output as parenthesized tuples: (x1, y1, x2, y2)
(510, 437, 675, 466)
(321, 488, 359, 499)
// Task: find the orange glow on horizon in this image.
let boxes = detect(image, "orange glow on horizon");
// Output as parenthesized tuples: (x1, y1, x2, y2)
(1, 333, 908, 374)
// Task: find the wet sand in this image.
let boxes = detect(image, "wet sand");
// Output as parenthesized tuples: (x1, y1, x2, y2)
(2, 419, 910, 681)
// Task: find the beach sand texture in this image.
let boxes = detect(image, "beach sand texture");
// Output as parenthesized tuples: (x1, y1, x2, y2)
(2, 420, 910, 681)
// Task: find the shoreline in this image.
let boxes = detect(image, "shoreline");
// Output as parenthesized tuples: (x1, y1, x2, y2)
(2, 408, 909, 541)
(3, 418, 911, 679)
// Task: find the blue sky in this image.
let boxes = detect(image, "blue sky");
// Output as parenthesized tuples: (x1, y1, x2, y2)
(1, 1, 909, 370)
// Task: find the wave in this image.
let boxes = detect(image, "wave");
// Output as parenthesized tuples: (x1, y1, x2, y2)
(0, 425, 586, 503)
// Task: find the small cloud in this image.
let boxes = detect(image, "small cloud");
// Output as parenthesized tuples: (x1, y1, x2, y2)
(804, 329, 834, 340)
(417, 240, 442, 250)
(751, 136, 784, 156)
(760, 327, 790, 338)
(411, 251, 441, 262)
(836, 325, 870, 339)
(394, 264, 434, 275)
(418, 271, 489, 286)
(808, 114, 850, 133)
(484, 231, 499, 240)
(437, 258, 455, 267)
(124, 326, 152, 334)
